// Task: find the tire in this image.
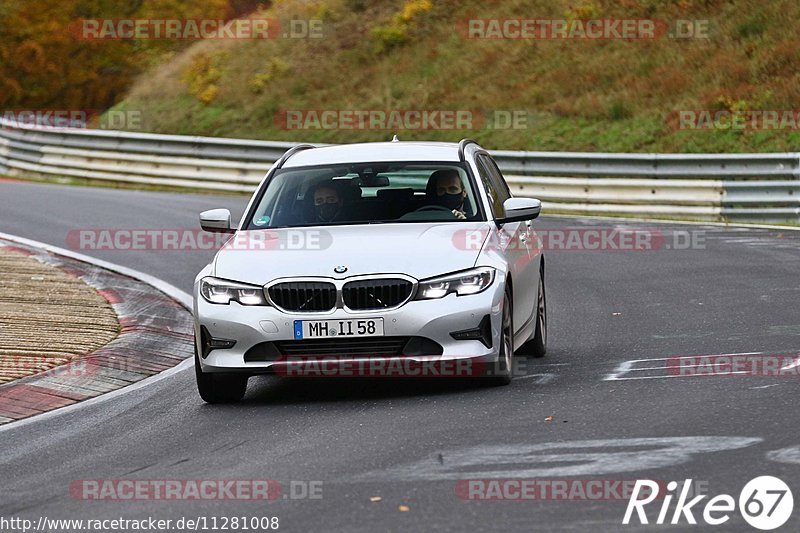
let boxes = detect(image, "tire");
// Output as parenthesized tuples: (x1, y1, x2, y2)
(195, 348, 248, 403)
(486, 285, 514, 386)
(517, 265, 547, 358)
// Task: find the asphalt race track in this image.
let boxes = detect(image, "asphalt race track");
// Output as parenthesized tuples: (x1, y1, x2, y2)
(1, 180, 799, 531)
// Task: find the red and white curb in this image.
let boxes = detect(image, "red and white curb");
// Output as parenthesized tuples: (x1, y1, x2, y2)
(0, 235, 194, 424)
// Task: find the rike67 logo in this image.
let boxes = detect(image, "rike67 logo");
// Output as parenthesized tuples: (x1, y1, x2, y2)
(624, 476, 793, 530)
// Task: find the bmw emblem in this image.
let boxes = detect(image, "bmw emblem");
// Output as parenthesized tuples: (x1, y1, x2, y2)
(334, 265, 348, 274)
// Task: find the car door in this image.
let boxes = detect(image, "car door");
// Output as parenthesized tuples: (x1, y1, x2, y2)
(474, 154, 536, 338)
(483, 156, 540, 326)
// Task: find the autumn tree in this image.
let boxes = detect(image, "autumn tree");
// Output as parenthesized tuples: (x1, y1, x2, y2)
(0, 0, 238, 111)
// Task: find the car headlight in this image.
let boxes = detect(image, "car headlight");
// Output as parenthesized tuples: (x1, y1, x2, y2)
(415, 267, 496, 299)
(200, 277, 268, 306)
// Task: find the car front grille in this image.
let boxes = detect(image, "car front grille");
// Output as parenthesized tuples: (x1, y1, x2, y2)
(244, 336, 444, 363)
(342, 278, 413, 310)
(267, 281, 337, 312)
(274, 336, 412, 357)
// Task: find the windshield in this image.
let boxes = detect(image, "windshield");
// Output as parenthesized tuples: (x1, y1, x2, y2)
(245, 161, 484, 229)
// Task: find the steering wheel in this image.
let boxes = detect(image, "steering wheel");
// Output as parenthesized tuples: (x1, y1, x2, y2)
(413, 205, 455, 214)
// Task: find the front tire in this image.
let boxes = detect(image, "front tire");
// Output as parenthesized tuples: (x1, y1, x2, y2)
(517, 265, 547, 358)
(487, 285, 514, 386)
(195, 348, 248, 403)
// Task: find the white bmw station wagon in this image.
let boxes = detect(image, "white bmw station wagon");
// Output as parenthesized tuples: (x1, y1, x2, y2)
(193, 139, 546, 402)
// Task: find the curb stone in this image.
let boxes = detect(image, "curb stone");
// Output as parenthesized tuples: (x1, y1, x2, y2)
(0, 238, 194, 423)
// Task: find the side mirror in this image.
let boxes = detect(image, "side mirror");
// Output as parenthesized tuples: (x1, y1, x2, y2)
(200, 209, 234, 233)
(496, 198, 542, 225)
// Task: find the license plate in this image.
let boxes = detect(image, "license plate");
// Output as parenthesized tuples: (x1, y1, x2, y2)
(294, 318, 384, 339)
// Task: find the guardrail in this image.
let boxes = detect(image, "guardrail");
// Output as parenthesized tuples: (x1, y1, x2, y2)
(1, 118, 798, 223)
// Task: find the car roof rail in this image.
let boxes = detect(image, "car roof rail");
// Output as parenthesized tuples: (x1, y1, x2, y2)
(275, 144, 317, 169)
(457, 138, 480, 161)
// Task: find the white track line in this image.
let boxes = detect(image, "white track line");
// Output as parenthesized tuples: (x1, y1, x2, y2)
(604, 352, 765, 381)
(516, 372, 555, 384)
(780, 358, 800, 371)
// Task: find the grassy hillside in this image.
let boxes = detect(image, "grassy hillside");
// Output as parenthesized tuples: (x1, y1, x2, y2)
(112, 0, 800, 152)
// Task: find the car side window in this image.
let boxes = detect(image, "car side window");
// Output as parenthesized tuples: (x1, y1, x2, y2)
(475, 154, 505, 218)
(484, 156, 512, 202)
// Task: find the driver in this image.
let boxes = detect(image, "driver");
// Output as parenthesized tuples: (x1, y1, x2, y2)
(428, 169, 467, 219)
(311, 182, 344, 223)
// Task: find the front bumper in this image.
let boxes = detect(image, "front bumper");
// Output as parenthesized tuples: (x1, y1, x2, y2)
(193, 279, 504, 376)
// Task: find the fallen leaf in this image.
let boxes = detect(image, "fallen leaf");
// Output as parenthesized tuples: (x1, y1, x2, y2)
(544, 415, 554, 421)
(398, 505, 410, 512)
(370, 496, 382, 502)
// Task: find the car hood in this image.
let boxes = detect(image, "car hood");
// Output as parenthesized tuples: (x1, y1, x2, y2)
(213, 222, 491, 284)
